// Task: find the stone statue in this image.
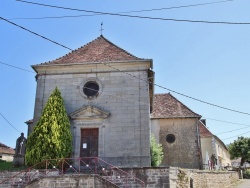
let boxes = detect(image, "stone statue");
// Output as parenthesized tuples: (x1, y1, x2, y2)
(13, 133, 27, 167)
(15, 132, 26, 156)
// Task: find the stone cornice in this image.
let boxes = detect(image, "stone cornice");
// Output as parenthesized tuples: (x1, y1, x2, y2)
(32, 60, 152, 74)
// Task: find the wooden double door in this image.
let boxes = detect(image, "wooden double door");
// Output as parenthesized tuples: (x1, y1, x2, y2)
(80, 128, 98, 160)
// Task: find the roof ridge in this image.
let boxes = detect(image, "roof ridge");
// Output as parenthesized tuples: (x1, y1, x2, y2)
(42, 35, 103, 65)
(0, 142, 14, 149)
(213, 135, 228, 151)
(151, 93, 201, 118)
(167, 93, 201, 117)
(199, 121, 213, 136)
(154, 93, 171, 96)
(100, 35, 140, 59)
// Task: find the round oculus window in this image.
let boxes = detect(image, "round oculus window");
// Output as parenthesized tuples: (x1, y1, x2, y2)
(83, 81, 99, 97)
(166, 134, 176, 143)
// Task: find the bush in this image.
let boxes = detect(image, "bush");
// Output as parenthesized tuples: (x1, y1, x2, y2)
(243, 169, 250, 179)
(150, 134, 164, 167)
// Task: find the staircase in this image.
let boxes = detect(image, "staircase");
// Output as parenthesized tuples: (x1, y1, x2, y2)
(102, 175, 143, 188)
(0, 157, 145, 188)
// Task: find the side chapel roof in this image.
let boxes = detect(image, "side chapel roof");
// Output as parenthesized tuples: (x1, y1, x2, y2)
(151, 93, 201, 119)
(39, 35, 147, 65)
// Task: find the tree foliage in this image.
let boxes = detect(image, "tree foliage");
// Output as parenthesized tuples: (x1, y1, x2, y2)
(228, 136, 250, 166)
(150, 134, 164, 167)
(25, 87, 72, 167)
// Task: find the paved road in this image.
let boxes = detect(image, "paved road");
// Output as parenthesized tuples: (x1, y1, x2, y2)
(236, 179, 250, 188)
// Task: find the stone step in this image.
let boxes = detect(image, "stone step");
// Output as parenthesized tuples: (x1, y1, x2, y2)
(102, 176, 143, 188)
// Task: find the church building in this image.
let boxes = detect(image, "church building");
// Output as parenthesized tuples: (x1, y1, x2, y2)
(29, 35, 154, 167)
(151, 93, 202, 169)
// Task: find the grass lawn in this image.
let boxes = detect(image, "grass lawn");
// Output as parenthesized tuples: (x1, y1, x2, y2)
(0, 159, 27, 171)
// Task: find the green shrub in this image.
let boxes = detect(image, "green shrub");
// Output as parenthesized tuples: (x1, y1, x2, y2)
(150, 134, 164, 167)
(243, 169, 250, 179)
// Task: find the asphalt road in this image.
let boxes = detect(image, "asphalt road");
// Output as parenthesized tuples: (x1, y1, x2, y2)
(236, 179, 250, 188)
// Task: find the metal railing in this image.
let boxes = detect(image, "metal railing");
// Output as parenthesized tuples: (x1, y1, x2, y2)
(0, 157, 145, 188)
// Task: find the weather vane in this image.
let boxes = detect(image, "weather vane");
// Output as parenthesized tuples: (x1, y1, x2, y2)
(100, 22, 104, 35)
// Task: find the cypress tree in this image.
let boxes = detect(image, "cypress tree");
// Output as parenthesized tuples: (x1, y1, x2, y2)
(25, 87, 72, 167)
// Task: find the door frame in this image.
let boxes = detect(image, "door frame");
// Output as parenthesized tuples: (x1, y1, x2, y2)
(80, 128, 99, 158)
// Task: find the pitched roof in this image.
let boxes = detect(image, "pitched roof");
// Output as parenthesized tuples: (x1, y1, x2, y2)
(0, 142, 15, 155)
(199, 121, 213, 137)
(214, 135, 228, 151)
(40, 35, 145, 65)
(151, 93, 201, 119)
(198, 121, 228, 150)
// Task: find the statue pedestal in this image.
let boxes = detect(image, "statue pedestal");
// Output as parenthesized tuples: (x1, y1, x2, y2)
(13, 155, 25, 167)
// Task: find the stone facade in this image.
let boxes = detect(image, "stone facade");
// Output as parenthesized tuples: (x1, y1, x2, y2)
(30, 36, 153, 167)
(151, 118, 201, 169)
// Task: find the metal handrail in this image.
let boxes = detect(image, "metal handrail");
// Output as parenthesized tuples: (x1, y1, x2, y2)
(0, 157, 145, 188)
(97, 157, 145, 187)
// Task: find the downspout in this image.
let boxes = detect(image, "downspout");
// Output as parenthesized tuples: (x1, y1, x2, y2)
(196, 118, 203, 169)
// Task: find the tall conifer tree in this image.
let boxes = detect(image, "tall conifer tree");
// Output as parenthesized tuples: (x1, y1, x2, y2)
(26, 87, 72, 166)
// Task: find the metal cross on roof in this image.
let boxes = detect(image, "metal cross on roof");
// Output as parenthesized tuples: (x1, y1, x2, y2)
(100, 22, 104, 35)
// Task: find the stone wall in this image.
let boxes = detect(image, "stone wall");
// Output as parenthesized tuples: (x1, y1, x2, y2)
(25, 175, 117, 188)
(0, 170, 59, 188)
(0, 154, 13, 162)
(120, 167, 239, 188)
(0, 168, 240, 188)
(174, 168, 240, 188)
(120, 167, 171, 188)
(151, 118, 201, 169)
(0, 171, 19, 188)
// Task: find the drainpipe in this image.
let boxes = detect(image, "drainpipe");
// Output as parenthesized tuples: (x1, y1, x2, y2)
(196, 118, 203, 169)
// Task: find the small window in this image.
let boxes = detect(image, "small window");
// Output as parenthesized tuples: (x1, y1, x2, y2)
(166, 134, 176, 143)
(0, 155, 2, 159)
(83, 81, 99, 97)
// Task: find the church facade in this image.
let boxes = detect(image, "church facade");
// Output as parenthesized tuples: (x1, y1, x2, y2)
(29, 35, 154, 167)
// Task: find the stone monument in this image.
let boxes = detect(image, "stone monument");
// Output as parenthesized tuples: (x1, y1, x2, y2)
(13, 132, 27, 167)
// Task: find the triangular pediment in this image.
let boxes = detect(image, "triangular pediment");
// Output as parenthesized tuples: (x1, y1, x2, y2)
(69, 105, 110, 121)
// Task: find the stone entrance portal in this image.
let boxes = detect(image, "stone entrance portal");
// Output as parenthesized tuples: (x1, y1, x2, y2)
(80, 128, 98, 158)
(69, 105, 110, 161)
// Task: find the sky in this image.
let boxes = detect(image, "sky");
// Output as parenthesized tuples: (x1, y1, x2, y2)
(1, 0, 250, 148)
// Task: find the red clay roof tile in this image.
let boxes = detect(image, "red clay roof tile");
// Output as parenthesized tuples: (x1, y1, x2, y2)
(0, 142, 15, 155)
(40, 35, 145, 65)
(199, 121, 213, 137)
(151, 93, 201, 118)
